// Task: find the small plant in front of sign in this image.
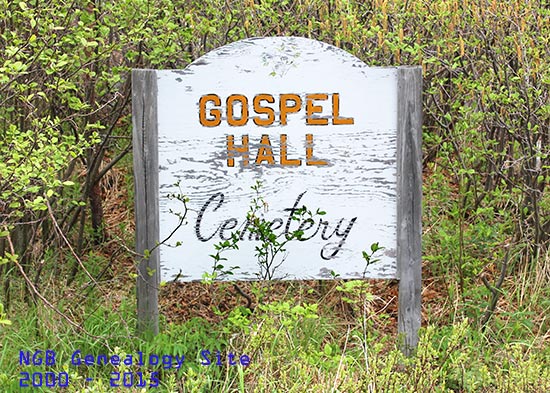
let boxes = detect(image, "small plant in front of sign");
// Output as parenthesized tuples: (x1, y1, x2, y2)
(333, 242, 386, 375)
(328, 243, 384, 280)
(246, 180, 321, 280)
(203, 232, 241, 282)
(361, 242, 385, 277)
(165, 181, 190, 249)
(208, 180, 327, 282)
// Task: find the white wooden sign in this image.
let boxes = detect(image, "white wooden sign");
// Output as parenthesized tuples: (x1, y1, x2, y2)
(132, 37, 421, 353)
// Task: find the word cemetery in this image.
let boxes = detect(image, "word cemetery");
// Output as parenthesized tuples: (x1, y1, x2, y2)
(132, 37, 422, 354)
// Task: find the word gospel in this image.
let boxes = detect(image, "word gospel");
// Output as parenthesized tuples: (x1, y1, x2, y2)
(198, 93, 355, 167)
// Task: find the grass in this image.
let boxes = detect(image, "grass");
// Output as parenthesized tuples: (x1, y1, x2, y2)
(1, 0, 549, 390)
(1, 128, 547, 391)
(1, 266, 549, 392)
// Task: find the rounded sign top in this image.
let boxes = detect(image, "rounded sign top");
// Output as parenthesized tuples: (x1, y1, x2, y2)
(156, 36, 399, 281)
(179, 37, 383, 90)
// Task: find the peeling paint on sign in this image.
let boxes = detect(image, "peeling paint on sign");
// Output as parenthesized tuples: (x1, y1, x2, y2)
(156, 37, 398, 281)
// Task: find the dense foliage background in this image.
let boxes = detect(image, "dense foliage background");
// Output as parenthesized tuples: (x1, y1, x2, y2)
(1, 0, 548, 391)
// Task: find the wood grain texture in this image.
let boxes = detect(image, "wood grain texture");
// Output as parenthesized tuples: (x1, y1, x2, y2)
(131, 38, 423, 356)
(132, 69, 160, 336)
(155, 37, 399, 281)
(396, 67, 423, 355)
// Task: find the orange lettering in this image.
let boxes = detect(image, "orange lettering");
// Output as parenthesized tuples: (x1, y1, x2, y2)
(227, 95, 248, 126)
(280, 94, 302, 125)
(306, 94, 329, 125)
(280, 134, 301, 166)
(227, 135, 249, 166)
(253, 94, 275, 126)
(199, 94, 221, 127)
(306, 134, 328, 166)
(255, 135, 275, 165)
(332, 93, 354, 125)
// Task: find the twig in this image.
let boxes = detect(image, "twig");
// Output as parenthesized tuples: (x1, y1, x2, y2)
(94, 141, 132, 183)
(45, 198, 106, 296)
(4, 230, 104, 341)
(480, 248, 510, 331)
(332, 325, 351, 392)
(233, 283, 254, 311)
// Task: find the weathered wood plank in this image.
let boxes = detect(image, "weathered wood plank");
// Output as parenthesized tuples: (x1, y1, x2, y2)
(131, 39, 423, 358)
(155, 37, 399, 281)
(396, 67, 423, 355)
(132, 69, 160, 337)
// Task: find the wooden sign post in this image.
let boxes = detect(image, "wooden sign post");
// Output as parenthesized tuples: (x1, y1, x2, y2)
(132, 37, 421, 354)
